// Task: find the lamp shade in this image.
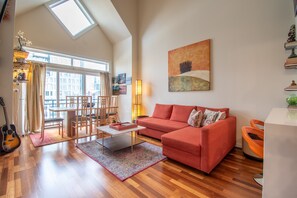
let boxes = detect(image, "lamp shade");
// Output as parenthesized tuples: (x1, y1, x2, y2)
(136, 80, 142, 95)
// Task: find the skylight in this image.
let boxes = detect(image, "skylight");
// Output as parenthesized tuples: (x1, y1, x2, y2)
(47, 0, 95, 38)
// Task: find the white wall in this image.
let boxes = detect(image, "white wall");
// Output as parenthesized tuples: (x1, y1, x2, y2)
(112, 0, 139, 121)
(0, 0, 15, 126)
(15, 5, 112, 62)
(139, 0, 296, 147)
(113, 37, 133, 122)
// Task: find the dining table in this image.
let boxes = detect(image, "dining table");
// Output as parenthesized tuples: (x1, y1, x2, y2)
(49, 106, 112, 137)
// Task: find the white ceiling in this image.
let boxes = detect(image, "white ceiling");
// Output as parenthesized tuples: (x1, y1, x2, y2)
(15, 0, 131, 43)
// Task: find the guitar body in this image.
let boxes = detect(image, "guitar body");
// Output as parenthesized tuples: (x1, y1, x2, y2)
(0, 124, 21, 153)
(0, 97, 21, 153)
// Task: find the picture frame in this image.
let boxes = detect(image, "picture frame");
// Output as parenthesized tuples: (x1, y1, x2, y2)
(117, 73, 126, 84)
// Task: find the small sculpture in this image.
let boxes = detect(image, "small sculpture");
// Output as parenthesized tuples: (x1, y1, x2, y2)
(287, 24, 296, 43)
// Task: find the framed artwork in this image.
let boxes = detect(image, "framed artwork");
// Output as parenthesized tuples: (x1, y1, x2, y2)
(119, 85, 127, 95)
(168, 39, 210, 92)
(117, 73, 126, 84)
(112, 85, 120, 95)
(112, 77, 117, 84)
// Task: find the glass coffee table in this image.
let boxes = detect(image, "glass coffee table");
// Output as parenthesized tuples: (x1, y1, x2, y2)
(96, 125, 146, 152)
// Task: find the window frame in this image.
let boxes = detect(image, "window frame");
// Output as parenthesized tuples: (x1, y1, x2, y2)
(45, 67, 101, 108)
(45, 0, 97, 39)
(25, 47, 110, 73)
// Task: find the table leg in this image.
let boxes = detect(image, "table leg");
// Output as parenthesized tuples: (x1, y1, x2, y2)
(102, 131, 105, 153)
(67, 110, 76, 137)
(131, 131, 133, 152)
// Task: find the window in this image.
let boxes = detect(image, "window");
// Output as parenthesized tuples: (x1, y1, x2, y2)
(59, 72, 83, 102)
(26, 47, 109, 72)
(47, 0, 95, 38)
(86, 75, 100, 99)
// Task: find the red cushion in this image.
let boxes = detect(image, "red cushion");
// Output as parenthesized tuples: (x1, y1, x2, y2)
(137, 117, 188, 132)
(161, 126, 201, 156)
(152, 104, 173, 119)
(197, 106, 229, 117)
(170, 105, 196, 123)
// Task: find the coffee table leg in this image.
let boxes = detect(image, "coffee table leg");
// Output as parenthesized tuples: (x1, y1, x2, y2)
(131, 131, 133, 152)
(102, 131, 104, 153)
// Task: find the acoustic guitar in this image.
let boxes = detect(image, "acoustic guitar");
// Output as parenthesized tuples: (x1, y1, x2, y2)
(0, 97, 21, 153)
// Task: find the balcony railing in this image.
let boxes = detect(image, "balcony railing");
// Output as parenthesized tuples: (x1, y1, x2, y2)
(44, 98, 98, 118)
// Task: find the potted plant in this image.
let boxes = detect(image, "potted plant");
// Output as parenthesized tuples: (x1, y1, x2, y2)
(14, 31, 32, 62)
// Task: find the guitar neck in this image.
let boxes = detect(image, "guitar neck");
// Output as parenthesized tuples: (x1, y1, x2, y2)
(2, 106, 11, 130)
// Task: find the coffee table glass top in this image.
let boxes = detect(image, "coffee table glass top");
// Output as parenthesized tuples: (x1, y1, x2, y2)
(96, 125, 146, 152)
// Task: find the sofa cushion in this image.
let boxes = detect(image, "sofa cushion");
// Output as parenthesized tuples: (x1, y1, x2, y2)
(187, 109, 203, 127)
(161, 126, 201, 156)
(137, 117, 188, 132)
(152, 104, 173, 119)
(197, 106, 229, 117)
(170, 105, 196, 123)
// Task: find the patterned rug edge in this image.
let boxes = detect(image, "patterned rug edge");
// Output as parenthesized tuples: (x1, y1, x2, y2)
(76, 142, 167, 181)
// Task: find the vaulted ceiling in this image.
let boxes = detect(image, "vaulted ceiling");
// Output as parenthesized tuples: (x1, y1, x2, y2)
(15, 0, 131, 43)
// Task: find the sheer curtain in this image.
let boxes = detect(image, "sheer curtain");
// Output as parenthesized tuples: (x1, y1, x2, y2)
(26, 62, 46, 133)
(100, 72, 111, 96)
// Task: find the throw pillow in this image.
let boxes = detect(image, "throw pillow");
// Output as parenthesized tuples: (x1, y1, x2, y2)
(201, 109, 220, 126)
(187, 109, 203, 127)
(197, 106, 229, 117)
(216, 111, 227, 122)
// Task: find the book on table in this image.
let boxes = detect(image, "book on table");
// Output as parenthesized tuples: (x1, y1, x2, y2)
(109, 122, 137, 130)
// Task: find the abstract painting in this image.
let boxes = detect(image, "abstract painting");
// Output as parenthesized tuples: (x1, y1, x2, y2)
(168, 39, 210, 92)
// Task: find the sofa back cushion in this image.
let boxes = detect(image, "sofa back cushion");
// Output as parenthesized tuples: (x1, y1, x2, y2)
(152, 104, 173, 119)
(170, 105, 196, 123)
(197, 106, 229, 117)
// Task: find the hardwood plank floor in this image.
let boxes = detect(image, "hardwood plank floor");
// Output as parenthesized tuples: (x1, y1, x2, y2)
(0, 133, 262, 198)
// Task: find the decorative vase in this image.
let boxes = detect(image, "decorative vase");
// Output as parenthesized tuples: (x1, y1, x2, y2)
(286, 94, 297, 108)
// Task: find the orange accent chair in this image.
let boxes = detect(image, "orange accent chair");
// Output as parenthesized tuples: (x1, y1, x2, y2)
(250, 119, 264, 132)
(242, 126, 264, 186)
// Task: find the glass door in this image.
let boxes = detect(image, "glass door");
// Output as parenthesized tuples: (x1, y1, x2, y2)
(59, 72, 83, 107)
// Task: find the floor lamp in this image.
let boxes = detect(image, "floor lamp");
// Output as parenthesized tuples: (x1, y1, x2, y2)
(134, 79, 142, 119)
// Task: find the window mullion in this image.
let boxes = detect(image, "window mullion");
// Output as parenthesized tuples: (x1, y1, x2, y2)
(57, 71, 60, 107)
(83, 74, 86, 95)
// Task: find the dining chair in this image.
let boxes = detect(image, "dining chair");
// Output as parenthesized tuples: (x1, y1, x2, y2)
(66, 96, 77, 107)
(71, 96, 93, 139)
(242, 126, 264, 186)
(250, 119, 264, 131)
(92, 96, 110, 134)
(108, 95, 120, 123)
(40, 95, 64, 140)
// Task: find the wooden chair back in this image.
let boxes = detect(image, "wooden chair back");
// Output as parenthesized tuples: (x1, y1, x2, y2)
(95, 96, 110, 126)
(66, 96, 78, 107)
(109, 95, 119, 122)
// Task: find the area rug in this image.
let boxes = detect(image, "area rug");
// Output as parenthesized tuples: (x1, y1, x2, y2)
(29, 129, 93, 147)
(29, 132, 72, 147)
(76, 141, 166, 181)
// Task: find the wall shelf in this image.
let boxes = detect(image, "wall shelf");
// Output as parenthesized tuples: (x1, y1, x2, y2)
(13, 62, 30, 70)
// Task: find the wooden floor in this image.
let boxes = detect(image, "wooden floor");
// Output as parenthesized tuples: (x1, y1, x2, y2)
(0, 133, 263, 198)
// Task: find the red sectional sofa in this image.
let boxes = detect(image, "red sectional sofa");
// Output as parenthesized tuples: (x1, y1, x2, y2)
(136, 104, 236, 174)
